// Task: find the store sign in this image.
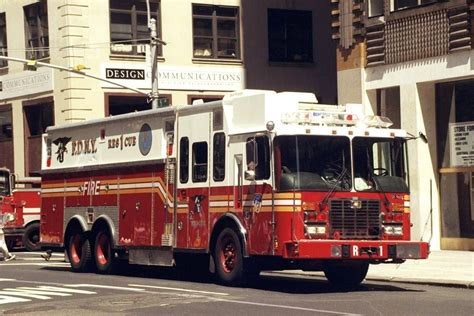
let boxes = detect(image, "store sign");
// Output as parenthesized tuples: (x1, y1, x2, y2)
(0, 67, 53, 99)
(449, 121, 474, 167)
(100, 64, 244, 92)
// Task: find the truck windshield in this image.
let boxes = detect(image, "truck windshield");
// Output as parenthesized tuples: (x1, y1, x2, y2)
(352, 137, 409, 193)
(0, 171, 10, 196)
(274, 135, 351, 191)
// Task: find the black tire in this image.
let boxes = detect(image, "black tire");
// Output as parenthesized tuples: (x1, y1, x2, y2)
(67, 230, 93, 272)
(214, 228, 245, 286)
(22, 222, 41, 252)
(94, 230, 116, 274)
(323, 261, 369, 289)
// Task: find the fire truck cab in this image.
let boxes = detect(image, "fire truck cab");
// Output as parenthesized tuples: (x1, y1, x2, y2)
(0, 168, 41, 251)
(40, 90, 428, 288)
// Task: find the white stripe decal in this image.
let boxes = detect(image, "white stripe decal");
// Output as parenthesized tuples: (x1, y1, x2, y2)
(209, 201, 229, 207)
(23, 208, 40, 214)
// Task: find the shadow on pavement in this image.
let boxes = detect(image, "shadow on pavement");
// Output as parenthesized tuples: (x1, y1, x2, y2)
(41, 263, 423, 295)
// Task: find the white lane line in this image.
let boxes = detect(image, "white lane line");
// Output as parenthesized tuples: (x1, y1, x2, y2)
(0, 279, 16, 282)
(66, 284, 147, 292)
(209, 298, 361, 316)
(0, 295, 29, 304)
(1, 263, 70, 266)
(0, 290, 51, 300)
(3, 288, 72, 297)
(34, 286, 96, 294)
(128, 284, 229, 296)
(13, 252, 64, 257)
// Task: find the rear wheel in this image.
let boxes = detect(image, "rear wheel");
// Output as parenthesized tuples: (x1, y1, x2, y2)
(214, 228, 244, 286)
(67, 230, 93, 272)
(23, 222, 41, 251)
(94, 230, 116, 274)
(323, 261, 369, 289)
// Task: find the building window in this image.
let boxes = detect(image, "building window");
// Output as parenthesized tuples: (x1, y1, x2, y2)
(24, 1, 49, 60)
(106, 94, 171, 116)
(213, 132, 225, 182)
(0, 108, 12, 141)
(268, 9, 313, 63)
(369, 0, 384, 17)
(179, 137, 189, 183)
(24, 102, 53, 137)
(192, 142, 208, 182)
(24, 100, 53, 176)
(0, 13, 7, 68)
(109, 0, 161, 56)
(393, 0, 437, 11)
(192, 4, 239, 59)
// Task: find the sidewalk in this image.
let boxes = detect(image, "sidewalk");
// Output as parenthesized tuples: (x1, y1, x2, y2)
(273, 251, 474, 288)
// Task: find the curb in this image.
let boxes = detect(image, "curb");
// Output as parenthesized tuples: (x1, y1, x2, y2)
(265, 271, 474, 290)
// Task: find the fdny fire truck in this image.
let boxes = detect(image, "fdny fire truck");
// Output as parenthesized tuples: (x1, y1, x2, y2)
(40, 90, 428, 287)
(0, 168, 41, 251)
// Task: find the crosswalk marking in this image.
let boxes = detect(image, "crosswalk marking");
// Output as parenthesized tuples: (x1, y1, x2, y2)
(0, 286, 97, 305)
(128, 284, 229, 296)
(0, 295, 29, 304)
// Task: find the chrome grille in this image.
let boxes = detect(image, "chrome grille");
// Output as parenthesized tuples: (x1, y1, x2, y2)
(329, 199, 381, 239)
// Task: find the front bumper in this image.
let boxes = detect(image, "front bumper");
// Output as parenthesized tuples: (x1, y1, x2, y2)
(3, 227, 25, 237)
(284, 240, 429, 260)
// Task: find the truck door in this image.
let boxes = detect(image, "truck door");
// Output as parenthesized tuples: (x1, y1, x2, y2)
(243, 135, 273, 255)
(176, 112, 211, 249)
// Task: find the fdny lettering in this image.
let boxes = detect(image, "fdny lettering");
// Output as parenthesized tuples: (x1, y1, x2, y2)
(108, 135, 137, 150)
(81, 180, 101, 196)
(72, 139, 97, 156)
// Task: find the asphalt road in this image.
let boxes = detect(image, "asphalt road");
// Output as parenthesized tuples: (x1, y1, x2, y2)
(0, 251, 472, 315)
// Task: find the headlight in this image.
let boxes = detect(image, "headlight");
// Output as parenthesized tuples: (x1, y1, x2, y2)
(383, 224, 403, 236)
(305, 225, 326, 235)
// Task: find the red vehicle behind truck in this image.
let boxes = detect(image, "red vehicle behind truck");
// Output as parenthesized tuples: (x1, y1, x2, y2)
(40, 90, 429, 288)
(0, 168, 41, 251)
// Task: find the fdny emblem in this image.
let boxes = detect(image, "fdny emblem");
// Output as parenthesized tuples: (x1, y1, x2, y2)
(139, 123, 152, 156)
(53, 137, 71, 163)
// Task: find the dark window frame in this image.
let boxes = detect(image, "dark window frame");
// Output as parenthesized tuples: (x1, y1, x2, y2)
(213, 132, 225, 182)
(192, 4, 240, 60)
(267, 9, 313, 63)
(109, 0, 162, 57)
(105, 93, 172, 116)
(192, 141, 208, 183)
(0, 12, 7, 68)
(179, 137, 189, 183)
(0, 106, 12, 142)
(24, 0, 49, 60)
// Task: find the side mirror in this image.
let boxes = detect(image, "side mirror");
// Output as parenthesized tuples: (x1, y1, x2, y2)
(244, 170, 255, 181)
(419, 132, 428, 144)
(9, 174, 16, 190)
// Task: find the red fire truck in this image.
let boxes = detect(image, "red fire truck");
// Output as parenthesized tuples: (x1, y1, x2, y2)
(0, 168, 41, 251)
(40, 90, 429, 287)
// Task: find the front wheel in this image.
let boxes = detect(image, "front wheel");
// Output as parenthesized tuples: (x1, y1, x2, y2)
(323, 261, 369, 289)
(67, 230, 93, 272)
(214, 228, 244, 286)
(94, 230, 116, 274)
(23, 222, 41, 251)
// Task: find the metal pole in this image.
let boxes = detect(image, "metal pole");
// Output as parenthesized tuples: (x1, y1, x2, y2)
(150, 17, 159, 109)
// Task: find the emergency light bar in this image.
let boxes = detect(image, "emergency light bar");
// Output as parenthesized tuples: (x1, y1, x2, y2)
(281, 111, 394, 128)
(281, 111, 359, 126)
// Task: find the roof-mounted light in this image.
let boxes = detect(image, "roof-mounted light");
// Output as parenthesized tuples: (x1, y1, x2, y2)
(363, 115, 393, 128)
(281, 111, 359, 126)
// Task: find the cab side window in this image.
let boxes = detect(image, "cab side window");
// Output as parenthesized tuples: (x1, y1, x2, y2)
(213, 132, 225, 181)
(179, 137, 189, 183)
(246, 135, 270, 180)
(193, 141, 208, 182)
